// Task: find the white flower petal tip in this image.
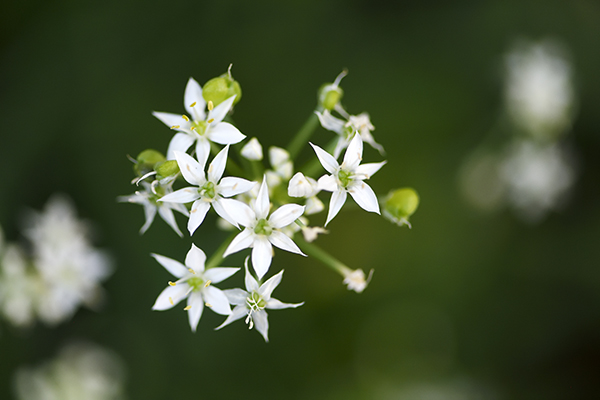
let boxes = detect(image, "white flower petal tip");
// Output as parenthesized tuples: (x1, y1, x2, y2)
(342, 268, 374, 293)
(241, 137, 263, 161)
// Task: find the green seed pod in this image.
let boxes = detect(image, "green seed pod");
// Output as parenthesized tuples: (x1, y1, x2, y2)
(134, 149, 165, 177)
(155, 160, 180, 181)
(202, 70, 242, 107)
(383, 188, 419, 227)
(318, 83, 343, 111)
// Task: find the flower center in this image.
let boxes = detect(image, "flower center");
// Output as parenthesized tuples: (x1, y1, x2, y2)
(337, 169, 353, 188)
(191, 120, 208, 136)
(253, 218, 272, 236)
(200, 181, 216, 199)
(244, 291, 267, 330)
(187, 277, 205, 292)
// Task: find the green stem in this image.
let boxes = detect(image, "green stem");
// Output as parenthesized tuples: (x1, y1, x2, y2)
(286, 112, 319, 160)
(296, 236, 349, 276)
(205, 231, 238, 269)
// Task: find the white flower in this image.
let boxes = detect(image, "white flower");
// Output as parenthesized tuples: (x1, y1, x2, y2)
(241, 137, 263, 161)
(311, 134, 386, 226)
(316, 109, 385, 158)
(152, 244, 238, 332)
(153, 77, 245, 166)
(0, 244, 39, 327)
(216, 260, 303, 342)
(342, 268, 374, 293)
(158, 146, 255, 235)
(223, 178, 306, 279)
(118, 181, 188, 237)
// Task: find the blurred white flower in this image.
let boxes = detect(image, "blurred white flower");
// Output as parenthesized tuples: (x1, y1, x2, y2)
(505, 39, 574, 140)
(0, 244, 39, 327)
(14, 342, 126, 400)
(341, 268, 374, 293)
(241, 137, 263, 161)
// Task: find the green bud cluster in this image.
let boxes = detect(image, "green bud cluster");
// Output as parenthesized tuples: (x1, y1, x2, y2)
(203, 70, 242, 107)
(383, 188, 419, 227)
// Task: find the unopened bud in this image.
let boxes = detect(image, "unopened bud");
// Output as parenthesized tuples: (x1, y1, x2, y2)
(241, 137, 263, 161)
(383, 188, 419, 227)
(134, 149, 165, 176)
(202, 69, 242, 107)
(155, 160, 180, 180)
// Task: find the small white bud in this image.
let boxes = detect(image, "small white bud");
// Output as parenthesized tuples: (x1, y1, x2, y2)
(241, 137, 263, 161)
(342, 268, 374, 293)
(301, 226, 328, 243)
(269, 147, 290, 168)
(305, 196, 325, 215)
(288, 172, 318, 198)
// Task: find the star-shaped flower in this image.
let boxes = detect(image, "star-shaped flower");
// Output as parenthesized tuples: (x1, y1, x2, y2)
(311, 134, 386, 226)
(158, 146, 255, 235)
(153, 77, 245, 166)
(222, 178, 306, 279)
(216, 259, 303, 342)
(118, 181, 188, 236)
(151, 244, 238, 332)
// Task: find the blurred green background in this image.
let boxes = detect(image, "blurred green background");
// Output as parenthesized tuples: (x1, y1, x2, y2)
(1, 0, 600, 398)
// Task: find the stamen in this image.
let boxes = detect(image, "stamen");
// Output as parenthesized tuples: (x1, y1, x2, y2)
(208, 101, 214, 111)
(168, 281, 176, 287)
(207, 118, 214, 124)
(190, 102, 197, 107)
(188, 268, 196, 274)
(191, 126, 196, 131)
(205, 302, 212, 307)
(182, 115, 189, 121)
(184, 305, 192, 311)
(169, 297, 174, 305)
(204, 280, 212, 288)
(171, 125, 180, 129)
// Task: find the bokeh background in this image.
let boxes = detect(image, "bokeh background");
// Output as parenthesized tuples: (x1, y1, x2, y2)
(1, 0, 600, 399)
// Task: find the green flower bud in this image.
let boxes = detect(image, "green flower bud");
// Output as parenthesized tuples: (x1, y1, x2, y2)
(134, 149, 165, 177)
(155, 160, 180, 180)
(318, 83, 343, 111)
(383, 188, 419, 228)
(202, 68, 242, 107)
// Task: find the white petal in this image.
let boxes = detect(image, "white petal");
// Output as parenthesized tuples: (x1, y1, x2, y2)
(253, 310, 269, 342)
(266, 298, 304, 310)
(268, 204, 305, 229)
(140, 202, 157, 234)
(349, 182, 380, 214)
(204, 267, 239, 284)
(187, 292, 204, 332)
(209, 95, 236, 124)
(315, 110, 345, 133)
(240, 137, 263, 161)
(207, 122, 245, 145)
(203, 286, 232, 316)
(158, 205, 183, 237)
(317, 174, 338, 192)
(195, 137, 211, 169)
(175, 151, 206, 186)
(354, 161, 386, 180)
(268, 231, 305, 256)
(208, 145, 229, 182)
(333, 136, 349, 159)
(188, 200, 211, 235)
(288, 172, 315, 198)
(152, 284, 190, 310)
(166, 132, 195, 160)
(325, 190, 347, 226)
(255, 179, 270, 220)
(159, 187, 199, 204)
(223, 288, 248, 306)
(153, 111, 193, 131)
(223, 229, 254, 258)
(244, 258, 259, 292)
(215, 305, 247, 330)
(220, 199, 255, 227)
(342, 133, 363, 171)
(184, 78, 206, 120)
(217, 177, 256, 198)
(252, 237, 273, 279)
(185, 243, 206, 273)
(151, 253, 188, 278)
(168, 201, 190, 216)
(310, 142, 339, 174)
(212, 198, 240, 228)
(258, 269, 283, 299)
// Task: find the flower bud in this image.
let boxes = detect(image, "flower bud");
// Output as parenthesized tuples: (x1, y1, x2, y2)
(383, 188, 419, 227)
(155, 160, 180, 181)
(202, 69, 242, 107)
(134, 149, 165, 177)
(241, 137, 263, 161)
(317, 70, 347, 111)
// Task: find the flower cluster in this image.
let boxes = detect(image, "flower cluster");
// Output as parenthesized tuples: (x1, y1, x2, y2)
(120, 67, 418, 340)
(0, 195, 112, 327)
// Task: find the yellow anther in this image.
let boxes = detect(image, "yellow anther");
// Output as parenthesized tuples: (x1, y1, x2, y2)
(169, 297, 174, 305)
(171, 125, 181, 129)
(204, 280, 212, 288)
(168, 281, 176, 287)
(188, 268, 196, 274)
(207, 118, 214, 124)
(208, 101, 214, 111)
(205, 302, 212, 308)
(182, 115, 189, 121)
(184, 305, 192, 311)
(190, 102, 197, 107)
(191, 126, 196, 131)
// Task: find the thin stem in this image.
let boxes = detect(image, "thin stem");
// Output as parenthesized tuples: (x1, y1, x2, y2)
(286, 112, 319, 160)
(205, 231, 238, 269)
(296, 236, 349, 276)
